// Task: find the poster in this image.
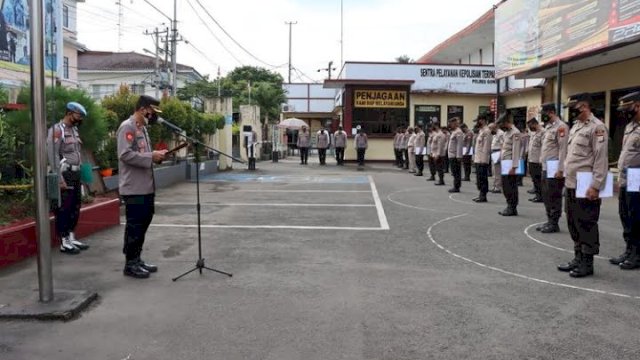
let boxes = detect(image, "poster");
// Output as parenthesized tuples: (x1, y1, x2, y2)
(495, 0, 640, 78)
(0, 0, 61, 77)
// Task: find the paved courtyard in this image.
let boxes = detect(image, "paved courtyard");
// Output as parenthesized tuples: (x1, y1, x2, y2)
(1, 157, 639, 360)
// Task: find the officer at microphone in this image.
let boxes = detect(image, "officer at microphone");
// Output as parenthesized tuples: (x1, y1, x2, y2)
(117, 95, 167, 279)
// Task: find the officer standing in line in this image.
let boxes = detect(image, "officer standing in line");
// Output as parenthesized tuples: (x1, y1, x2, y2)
(426, 126, 437, 181)
(117, 95, 167, 279)
(527, 118, 544, 203)
(472, 114, 492, 203)
(462, 123, 474, 181)
(517, 125, 529, 187)
(611, 91, 640, 269)
(557, 93, 608, 278)
(297, 125, 311, 165)
(407, 127, 417, 173)
(333, 126, 347, 166)
(354, 126, 368, 166)
(393, 128, 403, 168)
(537, 103, 569, 233)
(490, 123, 504, 193)
(431, 125, 447, 185)
(316, 128, 329, 165)
(413, 125, 426, 176)
(47, 102, 91, 254)
(497, 113, 521, 216)
(443, 127, 451, 173)
(401, 127, 409, 170)
(447, 117, 464, 193)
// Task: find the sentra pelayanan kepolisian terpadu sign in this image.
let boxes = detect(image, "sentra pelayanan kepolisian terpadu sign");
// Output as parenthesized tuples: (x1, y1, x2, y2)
(354, 90, 407, 108)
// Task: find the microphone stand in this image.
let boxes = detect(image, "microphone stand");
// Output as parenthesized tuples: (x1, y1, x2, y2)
(170, 128, 241, 281)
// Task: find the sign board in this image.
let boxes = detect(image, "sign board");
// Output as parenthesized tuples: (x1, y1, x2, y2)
(495, 0, 640, 78)
(354, 90, 407, 108)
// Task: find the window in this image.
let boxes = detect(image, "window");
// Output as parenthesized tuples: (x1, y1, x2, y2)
(415, 105, 441, 127)
(63, 5, 69, 28)
(63, 56, 69, 79)
(352, 88, 409, 136)
(478, 106, 490, 117)
(447, 105, 464, 122)
(91, 84, 116, 100)
(131, 84, 145, 94)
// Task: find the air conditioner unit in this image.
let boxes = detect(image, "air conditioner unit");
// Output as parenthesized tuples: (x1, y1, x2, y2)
(282, 103, 294, 112)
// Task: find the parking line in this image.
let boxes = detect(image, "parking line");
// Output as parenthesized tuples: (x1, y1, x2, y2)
(148, 224, 386, 231)
(155, 202, 374, 207)
(236, 190, 370, 193)
(369, 175, 390, 230)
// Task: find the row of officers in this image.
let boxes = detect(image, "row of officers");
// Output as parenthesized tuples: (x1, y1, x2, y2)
(394, 91, 640, 279)
(295, 125, 369, 166)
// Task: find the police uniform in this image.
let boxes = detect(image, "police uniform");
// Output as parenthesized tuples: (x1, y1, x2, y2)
(407, 130, 417, 173)
(333, 129, 347, 165)
(612, 91, 640, 269)
(401, 130, 410, 169)
(447, 127, 464, 192)
(539, 104, 569, 233)
(426, 130, 437, 180)
(354, 131, 368, 166)
(316, 130, 330, 165)
(527, 126, 544, 202)
(414, 128, 426, 176)
(393, 131, 403, 167)
(491, 129, 504, 192)
(47, 116, 88, 254)
(462, 129, 474, 181)
(297, 128, 311, 165)
(473, 124, 492, 202)
(518, 130, 529, 186)
(558, 93, 608, 278)
(499, 122, 521, 216)
(431, 129, 447, 185)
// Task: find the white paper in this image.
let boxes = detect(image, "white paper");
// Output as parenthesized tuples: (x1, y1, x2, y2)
(546, 160, 559, 178)
(491, 152, 501, 164)
(625, 168, 640, 192)
(421, 147, 427, 155)
(200, 163, 205, 171)
(500, 159, 525, 175)
(414, 147, 422, 155)
(576, 172, 613, 198)
(463, 147, 474, 156)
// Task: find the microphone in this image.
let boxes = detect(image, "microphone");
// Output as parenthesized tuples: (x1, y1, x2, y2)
(157, 117, 184, 133)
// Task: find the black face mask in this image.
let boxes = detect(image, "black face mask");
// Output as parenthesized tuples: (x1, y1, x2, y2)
(146, 111, 159, 125)
(623, 107, 638, 121)
(491, 130, 497, 135)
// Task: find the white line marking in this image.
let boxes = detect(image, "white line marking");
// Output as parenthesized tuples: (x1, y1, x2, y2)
(386, 188, 457, 213)
(369, 175, 390, 230)
(156, 202, 374, 207)
(448, 193, 539, 209)
(235, 190, 370, 193)
(523, 222, 608, 260)
(148, 224, 385, 231)
(427, 214, 640, 300)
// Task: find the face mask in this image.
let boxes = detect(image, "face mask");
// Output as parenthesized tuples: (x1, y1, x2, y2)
(145, 111, 158, 125)
(623, 106, 638, 121)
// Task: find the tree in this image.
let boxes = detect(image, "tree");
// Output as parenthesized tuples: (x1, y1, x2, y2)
(395, 55, 414, 63)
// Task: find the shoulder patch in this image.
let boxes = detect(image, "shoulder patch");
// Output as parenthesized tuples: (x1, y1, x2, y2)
(125, 132, 134, 143)
(558, 127, 566, 137)
(53, 128, 62, 140)
(595, 128, 606, 137)
(513, 134, 520, 140)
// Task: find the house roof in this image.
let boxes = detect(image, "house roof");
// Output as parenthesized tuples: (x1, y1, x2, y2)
(78, 51, 196, 73)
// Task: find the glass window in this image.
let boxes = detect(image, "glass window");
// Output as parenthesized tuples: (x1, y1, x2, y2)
(447, 105, 464, 122)
(415, 105, 441, 127)
(130, 84, 145, 95)
(478, 106, 490, 117)
(63, 56, 69, 79)
(63, 5, 69, 28)
(352, 89, 409, 136)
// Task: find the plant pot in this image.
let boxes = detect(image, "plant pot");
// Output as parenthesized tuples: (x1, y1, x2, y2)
(99, 168, 113, 177)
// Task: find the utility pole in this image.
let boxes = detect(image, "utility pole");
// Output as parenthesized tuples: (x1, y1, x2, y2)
(317, 61, 336, 79)
(144, 27, 168, 98)
(171, 0, 178, 96)
(285, 21, 297, 83)
(340, 0, 344, 68)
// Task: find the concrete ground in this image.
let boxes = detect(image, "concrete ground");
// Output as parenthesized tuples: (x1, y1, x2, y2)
(1, 156, 640, 360)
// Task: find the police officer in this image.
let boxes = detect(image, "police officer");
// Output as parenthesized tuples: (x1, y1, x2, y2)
(47, 102, 90, 254)
(426, 126, 437, 180)
(462, 123, 474, 181)
(393, 128, 403, 168)
(611, 91, 640, 269)
(431, 125, 447, 185)
(527, 118, 544, 202)
(297, 125, 311, 165)
(490, 123, 504, 193)
(473, 114, 492, 203)
(401, 128, 410, 170)
(447, 117, 464, 193)
(497, 113, 521, 216)
(414, 125, 426, 176)
(117, 95, 167, 279)
(354, 127, 368, 166)
(406, 127, 417, 173)
(316, 128, 329, 165)
(333, 126, 347, 165)
(557, 93, 608, 278)
(538, 103, 569, 233)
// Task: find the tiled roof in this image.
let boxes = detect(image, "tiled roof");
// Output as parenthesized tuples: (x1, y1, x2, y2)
(78, 51, 195, 72)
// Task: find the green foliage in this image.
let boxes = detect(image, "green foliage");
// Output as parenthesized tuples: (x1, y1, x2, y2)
(395, 55, 414, 63)
(0, 86, 8, 105)
(94, 137, 118, 169)
(100, 85, 138, 132)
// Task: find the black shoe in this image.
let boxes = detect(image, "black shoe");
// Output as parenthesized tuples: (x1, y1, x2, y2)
(490, 189, 502, 194)
(463, 178, 471, 182)
(137, 259, 158, 273)
(558, 251, 580, 272)
(570, 254, 594, 278)
(124, 261, 150, 279)
(448, 188, 460, 193)
(498, 208, 518, 216)
(474, 195, 487, 203)
(528, 197, 543, 203)
(609, 248, 631, 265)
(426, 176, 435, 181)
(620, 247, 640, 270)
(472, 197, 480, 202)
(414, 172, 423, 176)
(535, 223, 549, 231)
(540, 224, 560, 233)
(434, 181, 445, 186)
(527, 189, 536, 194)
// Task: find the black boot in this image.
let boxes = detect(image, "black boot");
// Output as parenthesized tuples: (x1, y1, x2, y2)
(535, 223, 549, 231)
(414, 172, 423, 176)
(434, 180, 445, 186)
(540, 223, 560, 233)
(620, 246, 640, 270)
(570, 253, 594, 278)
(473, 194, 487, 203)
(558, 250, 581, 272)
(498, 207, 517, 216)
(426, 176, 435, 181)
(124, 260, 150, 279)
(138, 258, 158, 273)
(448, 188, 460, 193)
(609, 245, 631, 265)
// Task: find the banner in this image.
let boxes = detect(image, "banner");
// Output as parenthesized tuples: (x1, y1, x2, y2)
(354, 90, 407, 108)
(0, 0, 62, 81)
(495, 0, 640, 78)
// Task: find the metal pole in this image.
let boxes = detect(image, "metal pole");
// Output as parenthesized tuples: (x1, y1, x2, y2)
(340, 0, 344, 68)
(171, 0, 178, 96)
(556, 60, 563, 116)
(30, 0, 53, 303)
(285, 21, 297, 83)
(154, 27, 160, 99)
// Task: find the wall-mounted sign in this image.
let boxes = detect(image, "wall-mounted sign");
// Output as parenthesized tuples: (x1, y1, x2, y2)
(354, 90, 407, 108)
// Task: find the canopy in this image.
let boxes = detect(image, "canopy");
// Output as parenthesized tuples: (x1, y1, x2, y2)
(277, 118, 308, 129)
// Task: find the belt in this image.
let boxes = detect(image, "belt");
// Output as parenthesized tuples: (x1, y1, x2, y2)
(66, 165, 80, 172)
